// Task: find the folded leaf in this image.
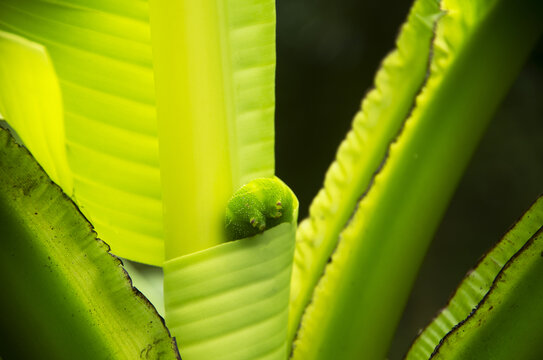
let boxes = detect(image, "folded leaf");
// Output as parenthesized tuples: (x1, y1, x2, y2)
(163, 177, 298, 359)
(431, 229, 543, 359)
(289, 0, 442, 340)
(290, 0, 543, 358)
(149, 0, 277, 257)
(0, 126, 179, 359)
(406, 195, 543, 359)
(164, 223, 296, 360)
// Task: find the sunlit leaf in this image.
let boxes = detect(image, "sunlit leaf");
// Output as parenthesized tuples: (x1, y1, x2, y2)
(149, 0, 277, 257)
(164, 223, 296, 360)
(0, 0, 163, 265)
(0, 30, 72, 192)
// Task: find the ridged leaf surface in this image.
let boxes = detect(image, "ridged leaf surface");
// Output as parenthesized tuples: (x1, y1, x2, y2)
(289, 0, 442, 339)
(164, 223, 296, 360)
(290, 0, 543, 358)
(0, 0, 277, 265)
(406, 196, 543, 359)
(0, 0, 162, 265)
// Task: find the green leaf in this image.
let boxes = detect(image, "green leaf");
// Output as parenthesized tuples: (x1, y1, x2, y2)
(149, 0, 276, 257)
(411, 196, 543, 360)
(149, 2, 284, 357)
(164, 222, 297, 360)
(0, 126, 179, 359)
(424, 198, 543, 360)
(123, 260, 165, 317)
(0, 0, 163, 265)
(0, 0, 278, 265)
(290, 0, 543, 358)
(289, 0, 442, 341)
(163, 177, 298, 359)
(0, 30, 72, 193)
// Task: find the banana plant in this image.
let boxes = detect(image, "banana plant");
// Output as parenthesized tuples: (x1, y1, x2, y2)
(0, 0, 542, 359)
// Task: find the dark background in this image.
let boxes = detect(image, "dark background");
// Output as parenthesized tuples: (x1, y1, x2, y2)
(274, 0, 543, 358)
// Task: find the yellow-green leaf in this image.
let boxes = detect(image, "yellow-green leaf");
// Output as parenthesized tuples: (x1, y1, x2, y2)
(0, 0, 163, 265)
(0, 30, 72, 192)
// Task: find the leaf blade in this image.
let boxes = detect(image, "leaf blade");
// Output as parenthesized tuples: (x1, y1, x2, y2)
(0, 0, 163, 265)
(406, 196, 543, 360)
(0, 126, 179, 359)
(164, 223, 296, 360)
(291, 0, 543, 358)
(0, 30, 72, 192)
(149, 0, 277, 257)
(288, 0, 442, 341)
